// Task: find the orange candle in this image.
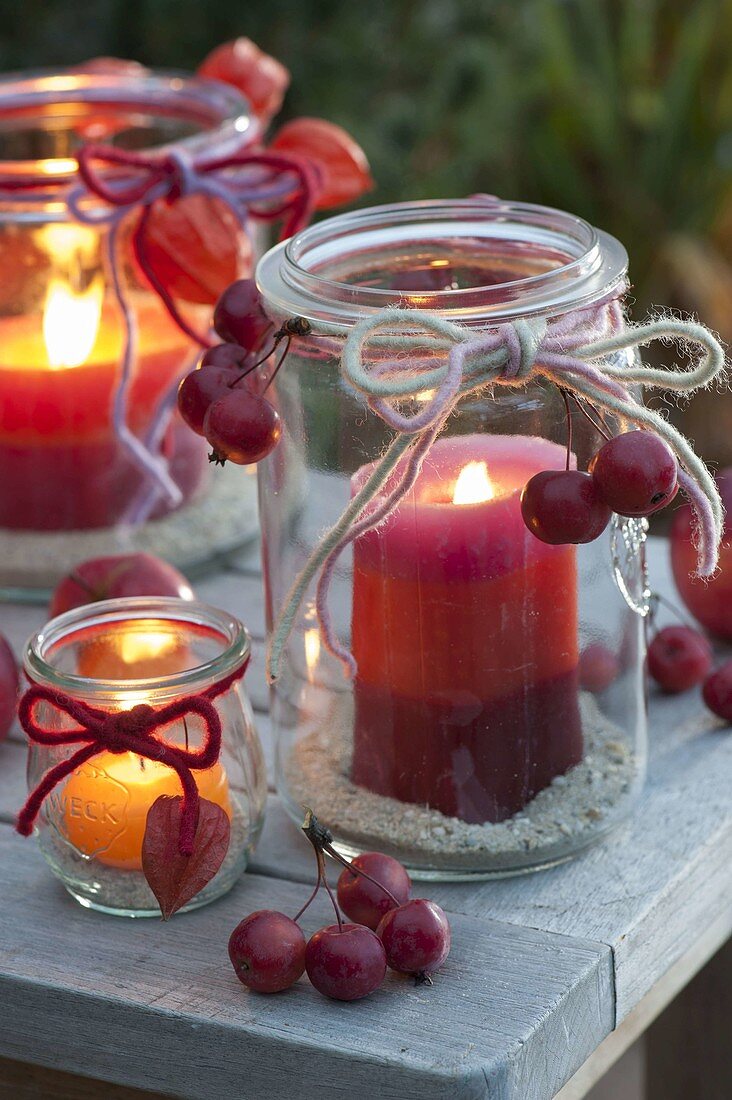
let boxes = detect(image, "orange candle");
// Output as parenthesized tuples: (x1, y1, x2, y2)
(59, 752, 231, 870)
(54, 620, 229, 871)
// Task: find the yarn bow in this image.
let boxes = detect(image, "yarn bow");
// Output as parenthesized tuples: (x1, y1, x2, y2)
(267, 303, 727, 682)
(66, 143, 322, 520)
(16, 661, 247, 856)
(73, 142, 323, 345)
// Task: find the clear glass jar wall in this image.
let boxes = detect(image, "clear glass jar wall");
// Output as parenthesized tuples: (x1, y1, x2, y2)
(25, 597, 267, 915)
(257, 199, 648, 879)
(0, 71, 260, 599)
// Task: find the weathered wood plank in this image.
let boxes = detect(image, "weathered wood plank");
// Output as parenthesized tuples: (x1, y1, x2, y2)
(0, 828, 613, 1100)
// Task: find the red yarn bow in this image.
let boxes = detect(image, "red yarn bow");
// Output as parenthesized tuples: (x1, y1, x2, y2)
(16, 662, 247, 856)
(74, 142, 323, 345)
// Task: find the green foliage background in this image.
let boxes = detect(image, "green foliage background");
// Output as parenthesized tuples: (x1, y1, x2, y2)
(0, 0, 731, 314)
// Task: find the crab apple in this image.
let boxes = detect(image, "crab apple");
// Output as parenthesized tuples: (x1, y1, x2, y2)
(590, 431, 678, 517)
(0, 634, 19, 741)
(702, 661, 732, 723)
(521, 470, 611, 545)
(204, 390, 281, 466)
(305, 923, 386, 1001)
(671, 467, 732, 640)
(579, 643, 620, 693)
(178, 365, 235, 436)
(377, 899, 451, 978)
(228, 910, 306, 993)
(337, 852, 411, 931)
(198, 38, 290, 125)
(270, 118, 373, 208)
(200, 343, 257, 372)
(647, 625, 712, 693)
(50, 553, 193, 618)
(213, 279, 272, 352)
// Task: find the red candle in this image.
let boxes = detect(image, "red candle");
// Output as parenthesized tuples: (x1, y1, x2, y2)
(351, 434, 582, 824)
(0, 279, 204, 531)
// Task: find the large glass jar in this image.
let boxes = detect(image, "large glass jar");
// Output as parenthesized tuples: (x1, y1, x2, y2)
(24, 597, 267, 915)
(257, 199, 649, 879)
(0, 70, 260, 600)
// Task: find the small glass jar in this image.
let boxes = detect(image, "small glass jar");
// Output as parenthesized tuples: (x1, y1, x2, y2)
(0, 70, 260, 600)
(257, 199, 649, 879)
(24, 597, 267, 915)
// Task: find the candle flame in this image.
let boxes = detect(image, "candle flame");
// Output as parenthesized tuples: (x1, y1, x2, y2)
(452, 461, 495, 505)
(39, 224, 103, 369)
(118, 630, 179, 666)
(304, 627, 321, 680)
(43, 277, 103, 369)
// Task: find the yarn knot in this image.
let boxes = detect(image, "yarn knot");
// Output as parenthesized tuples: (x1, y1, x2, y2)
(101, 703, 157, 751)
(498, 318, 546, 381)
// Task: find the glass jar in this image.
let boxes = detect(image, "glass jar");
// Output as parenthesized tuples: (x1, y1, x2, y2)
(0, 70, 260, 600)
(24, 596, 267, 915)
(257, 198, 649, 879)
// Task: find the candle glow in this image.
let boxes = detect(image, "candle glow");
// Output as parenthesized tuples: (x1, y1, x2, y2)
(452, 460, 495, 505)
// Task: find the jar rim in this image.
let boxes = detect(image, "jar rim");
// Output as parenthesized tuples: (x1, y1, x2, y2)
(256, 198, 629, 327)
(24, 596, 251, 698)
(0, 69, 254, 193)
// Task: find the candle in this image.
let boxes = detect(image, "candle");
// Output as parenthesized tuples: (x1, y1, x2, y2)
(55, 618, 229, 870)
(76, 620, 191, 680)
(0, 225, 203, 531)
(59, 752, 231, 870)
(350, 433, 582, 824)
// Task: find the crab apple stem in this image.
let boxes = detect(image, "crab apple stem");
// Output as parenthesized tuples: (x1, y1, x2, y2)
(322, 840, 403, 907)
(300, 806, 403, 908)
(292, 869, 322, 924)
(300, 807, 343, 930)
(649, 590, 698, 633)
(67, 570, 99, 599)
(319, 848, 343, 930)
(559, 387, 573, 472)
(230, 331, 280, 389)
(569, 391, 613, 442)
(263, 336, 291, 394)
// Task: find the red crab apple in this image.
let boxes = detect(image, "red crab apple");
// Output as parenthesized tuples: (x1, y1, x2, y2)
(0, 634, 19, 741)
(671, 467, 732, 640)
(50, 553, 194, 618)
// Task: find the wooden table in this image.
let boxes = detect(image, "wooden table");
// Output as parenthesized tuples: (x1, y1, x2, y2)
(0, 538, 729, 1099)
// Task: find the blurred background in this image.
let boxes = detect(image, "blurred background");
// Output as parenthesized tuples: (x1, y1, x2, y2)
(1, 0, 731, 463)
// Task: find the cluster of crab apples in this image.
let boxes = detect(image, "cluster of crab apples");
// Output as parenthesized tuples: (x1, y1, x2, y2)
(177, 279, 285, 467)
(520, 429, 679, 546)
(228, 819, 450, 1002)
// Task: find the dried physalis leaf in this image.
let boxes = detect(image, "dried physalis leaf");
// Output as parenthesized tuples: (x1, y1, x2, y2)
(140, 195, 252, 306)
(197, 38, 290, 126)
(269, 118, 373, 209)
(142, 795, 231, 920)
